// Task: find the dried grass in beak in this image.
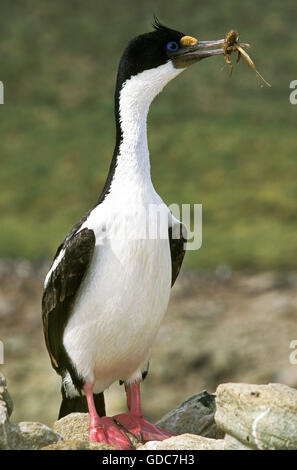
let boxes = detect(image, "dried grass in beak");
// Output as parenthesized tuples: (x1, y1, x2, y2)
(223, 30, 271, 88)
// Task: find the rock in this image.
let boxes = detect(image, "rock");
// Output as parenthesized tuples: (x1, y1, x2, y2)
(53, 412, 139, 448)
(0, 372, 13, 418)
(6, 421, 62, 450)
(223, 434, 251, 450)
(0, 400, 10, 449)
(215, 383, 297, 450)
(41, 439, 115, 450)
(0, 388, 13, 419)
(156, 391, 220, 438)
(53, 412, 89, 441)
(0, 372, 13, 449)
(0, 372, 61, 450)
(138, 434, 225, 450)
(0, 372, 6, 387)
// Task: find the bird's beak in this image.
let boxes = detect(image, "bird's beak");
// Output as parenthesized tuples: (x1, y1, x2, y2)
(171, 36, 248, 68)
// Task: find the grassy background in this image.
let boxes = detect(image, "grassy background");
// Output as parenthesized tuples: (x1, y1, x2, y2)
(0, 0, 296, 269)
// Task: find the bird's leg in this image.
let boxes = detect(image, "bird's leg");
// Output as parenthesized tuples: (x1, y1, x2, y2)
(125, 383, 131, 410)
(84, 382, 132, 449)
(113, 381, 176, 442)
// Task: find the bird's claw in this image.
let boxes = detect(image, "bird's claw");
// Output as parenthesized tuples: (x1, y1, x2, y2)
(113, 413, 176, 442)
(89, 416, 132, 450)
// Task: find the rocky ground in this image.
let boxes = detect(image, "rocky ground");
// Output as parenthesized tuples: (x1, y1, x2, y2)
(0, 259, 297, 429)
(1, 372, 297, 450)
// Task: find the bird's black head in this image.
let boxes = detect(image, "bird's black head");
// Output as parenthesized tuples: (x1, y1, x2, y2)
(112, 18, 228, 152)
(117, 18, 184, 84)
(116, 17, 227, 87)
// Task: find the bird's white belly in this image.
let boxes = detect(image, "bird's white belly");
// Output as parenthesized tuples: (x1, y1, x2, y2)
(63, 228, 172, 394)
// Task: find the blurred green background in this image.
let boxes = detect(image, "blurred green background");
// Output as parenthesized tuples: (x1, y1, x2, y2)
(0, 0, 296, 270)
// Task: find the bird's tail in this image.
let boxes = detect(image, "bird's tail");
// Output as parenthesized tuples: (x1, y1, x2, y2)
(58, 389, 106, 419)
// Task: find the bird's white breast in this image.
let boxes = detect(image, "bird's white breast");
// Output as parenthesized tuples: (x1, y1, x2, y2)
(63, 193, 172, 394)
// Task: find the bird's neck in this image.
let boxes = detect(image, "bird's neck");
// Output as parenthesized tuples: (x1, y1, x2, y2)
(114, 83, 151, 186)
(99, 62, 183, 202)
(110, 78, 155, 198)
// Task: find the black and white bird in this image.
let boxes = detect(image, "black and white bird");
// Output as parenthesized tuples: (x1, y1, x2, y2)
(42, 19, 227, 449)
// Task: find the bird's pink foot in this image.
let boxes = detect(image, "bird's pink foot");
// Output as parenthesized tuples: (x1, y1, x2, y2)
(113, 413, 176, 442)
(89, 416, 132, 450)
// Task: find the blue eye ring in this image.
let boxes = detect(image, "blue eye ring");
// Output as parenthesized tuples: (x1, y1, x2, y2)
(167, 41, 179, 52)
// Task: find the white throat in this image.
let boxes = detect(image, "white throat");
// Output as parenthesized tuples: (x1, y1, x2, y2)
(110, 61, 184, 192)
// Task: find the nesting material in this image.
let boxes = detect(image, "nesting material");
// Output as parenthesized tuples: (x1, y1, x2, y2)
(223, 30, 271, 87)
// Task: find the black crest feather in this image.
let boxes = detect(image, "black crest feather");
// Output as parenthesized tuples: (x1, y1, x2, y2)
(152, 14, 184, 37)
(152, 14, 171, 33)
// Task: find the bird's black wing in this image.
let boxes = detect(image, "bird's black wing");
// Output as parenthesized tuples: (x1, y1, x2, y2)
(168, 220, 187, 287)
(42, 227, 96, 389)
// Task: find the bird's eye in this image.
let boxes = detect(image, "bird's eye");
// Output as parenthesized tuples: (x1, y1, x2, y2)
(166, 41, 179, 52)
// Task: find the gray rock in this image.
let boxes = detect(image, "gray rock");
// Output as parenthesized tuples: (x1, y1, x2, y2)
(138, 434, 225, 450)
(6, 421, 62, 450)
(156, 391, 219, 438)
(0, 373, 61, 450)
(0, 372, 6, 387)
(215, 383, 297, 450)
(0, 388, 13, 419)
(0, 372, 13, 417)
(224, 434, 252, 450)
(0, 372, 13, 449)
(0, 402, 10, 449)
